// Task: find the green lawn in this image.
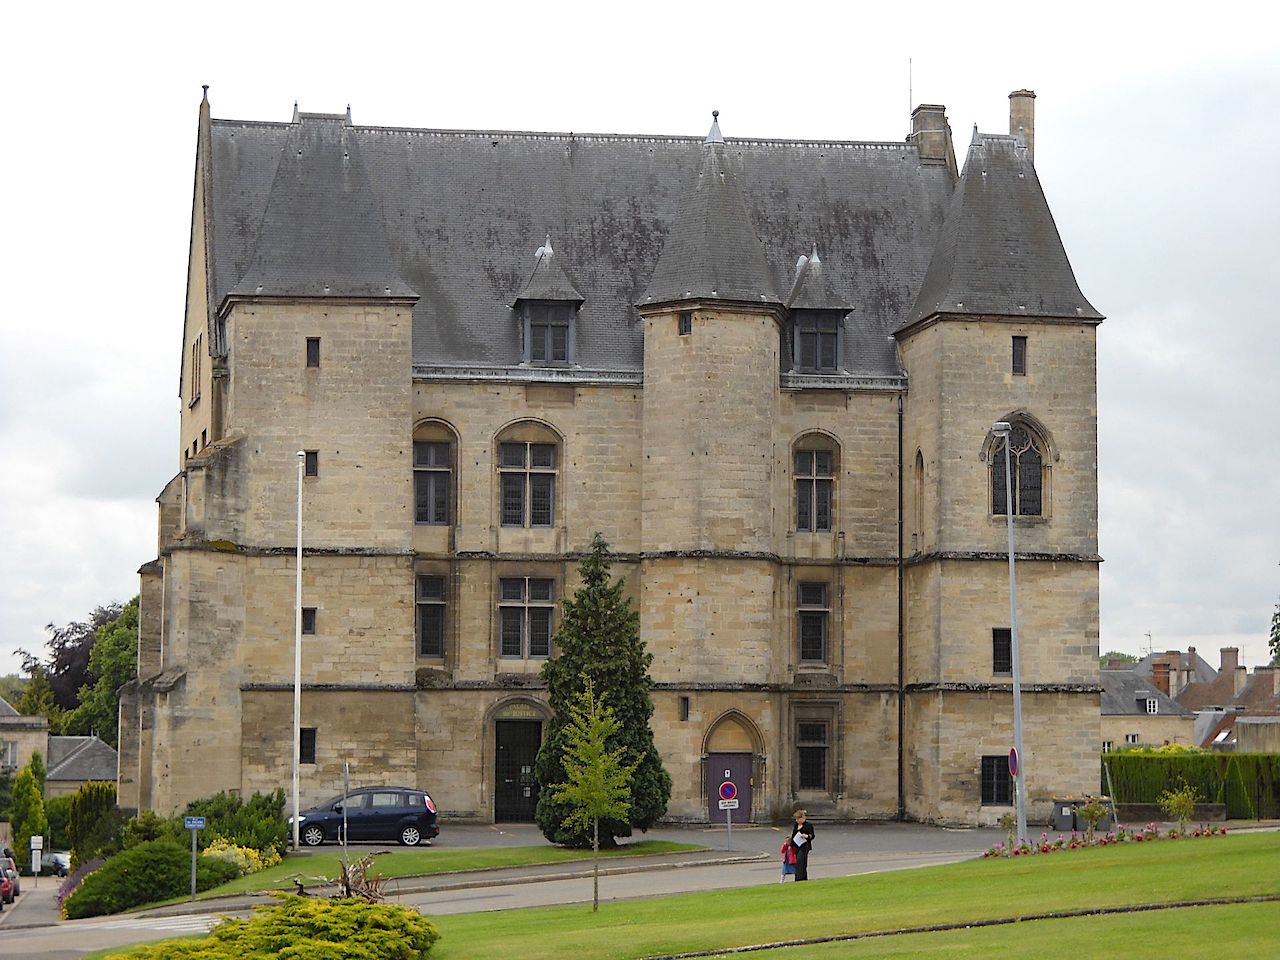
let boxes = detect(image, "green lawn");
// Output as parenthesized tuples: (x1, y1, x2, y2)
(196, 840, 702, 899)
(428, 832, 1280, 959)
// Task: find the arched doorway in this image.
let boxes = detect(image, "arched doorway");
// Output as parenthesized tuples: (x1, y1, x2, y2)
(492, 699, 547, 822)
(703, 711, 764, 822)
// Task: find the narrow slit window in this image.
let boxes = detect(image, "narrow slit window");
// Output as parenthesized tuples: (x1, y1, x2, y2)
(306, 337, 321, 368)
(1012, 336, 1027, 376)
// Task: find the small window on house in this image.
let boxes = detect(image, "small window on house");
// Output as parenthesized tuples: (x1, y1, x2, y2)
(0, 739, 17, 770)
(304, 451, 319, 477)
(1125, 733, 1140, 745)
(678, 312, 693, 336)
(990, 424, 1045, 517)
(981, 755, 1012, 805)
(306, 337, 321, 368)
(795, 444, 836, 532)
(992, 628, 1012, 675)
(797, 721, 829, 790)
(1012, 336, 1027, 376)
(1145, 698, 1159, 715)
(792, 311, 841, 372)
(201, 429, 207, 449)
(301, 607, 317, 635)
(679, 696, 690, 721)
(1102, 740, 1113, 753)
(798, 583, 829, 663)
(499, 441, 557, 527)
(498, 576, 555, 658)
(524, 302, 573, 364)
(414, 441, 452, 525)
(299, 727, 317, 765)
(416, 575, 446, 657)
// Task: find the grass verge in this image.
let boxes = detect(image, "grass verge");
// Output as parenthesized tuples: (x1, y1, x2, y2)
(193, 840, 703, 899)
(428, 832, 1280, 959)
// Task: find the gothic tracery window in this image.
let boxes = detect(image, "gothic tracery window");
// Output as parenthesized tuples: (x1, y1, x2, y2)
(990, 424, 1045, 517)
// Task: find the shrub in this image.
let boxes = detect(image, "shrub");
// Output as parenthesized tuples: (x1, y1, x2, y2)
(202, 839, 281, 877)
(122, 809, 184, 850)
(1104, 751, 1280, 818)
(1159, 780, 1199, 835)
(106, 896, 440, 959)
(62, 840, 239, 919)
(183, 790, 287, 856)
(68, 781, 123, 868)
(44, 793, 74, 849)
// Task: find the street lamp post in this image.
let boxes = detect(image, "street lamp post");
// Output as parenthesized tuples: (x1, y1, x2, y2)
(292, 450, 304, 852)
(992, 421, 1028, 844)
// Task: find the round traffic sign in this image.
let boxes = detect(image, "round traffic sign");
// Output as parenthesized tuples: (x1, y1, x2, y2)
(718, 781, 737, 801)
(1008, 748, 1019, 778)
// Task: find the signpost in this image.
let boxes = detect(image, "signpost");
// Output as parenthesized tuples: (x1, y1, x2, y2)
(185, 816, 206, 897)
(29, 834, 43, 887)
(718, 781, 738, 850)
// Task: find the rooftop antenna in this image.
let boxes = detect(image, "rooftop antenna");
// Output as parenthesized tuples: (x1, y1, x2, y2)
(908, 58, 912, 116)
(1144, 632, 1153, 656)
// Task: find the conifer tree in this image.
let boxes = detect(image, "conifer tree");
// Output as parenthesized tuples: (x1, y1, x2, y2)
(535, 533, 671, 847)
(11, 764, 48, 873)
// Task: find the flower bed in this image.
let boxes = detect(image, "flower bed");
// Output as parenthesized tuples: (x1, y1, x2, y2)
(983, 823, 1228, 858)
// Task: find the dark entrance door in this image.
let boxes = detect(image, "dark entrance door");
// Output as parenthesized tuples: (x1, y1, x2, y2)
(495, 720, 543, 822)
(706, 752, 754, 822)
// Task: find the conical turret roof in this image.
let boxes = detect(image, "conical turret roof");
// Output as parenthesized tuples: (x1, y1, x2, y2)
(229, 112, 416, 301)
(904, 132, 1100, 328)
(640, 114, 780, 309)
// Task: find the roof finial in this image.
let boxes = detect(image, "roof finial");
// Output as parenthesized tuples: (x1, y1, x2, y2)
(971, 122, 980, 145)
(705, 109, 724, 145)
(201, 84, 209, 103)
(809, 243, 821, 267)
(346, 104, 352, 125)
(292, 101, 300, 123)
(535, 233, 553, 259)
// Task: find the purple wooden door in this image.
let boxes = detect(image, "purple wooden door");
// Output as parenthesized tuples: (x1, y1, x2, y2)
(706, 752, 754, 822)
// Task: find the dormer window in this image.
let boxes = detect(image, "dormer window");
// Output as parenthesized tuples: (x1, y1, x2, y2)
(791, 310, 841, 373)
(524, 301, 574, 364)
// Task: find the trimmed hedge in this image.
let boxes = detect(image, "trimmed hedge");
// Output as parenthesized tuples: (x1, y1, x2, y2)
(62, 840, 238, 919)
(1103, 752, 1280, 819)
(106, 895, 440, 959)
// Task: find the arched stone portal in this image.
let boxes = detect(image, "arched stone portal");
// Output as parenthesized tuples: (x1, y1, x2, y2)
(703, 710, 765, 822)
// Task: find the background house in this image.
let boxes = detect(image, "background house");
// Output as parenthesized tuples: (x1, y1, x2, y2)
(0, 697, 118, 796)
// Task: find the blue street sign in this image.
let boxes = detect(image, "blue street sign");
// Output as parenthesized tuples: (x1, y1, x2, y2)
(718, 781, 737, 801)
(184, 816, 206, 831)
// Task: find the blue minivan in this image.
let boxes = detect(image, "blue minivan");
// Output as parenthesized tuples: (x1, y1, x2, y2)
(291, 787, 439, 846)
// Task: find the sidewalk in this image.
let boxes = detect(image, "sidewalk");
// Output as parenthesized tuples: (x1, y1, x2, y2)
(0, 871, 62, 929)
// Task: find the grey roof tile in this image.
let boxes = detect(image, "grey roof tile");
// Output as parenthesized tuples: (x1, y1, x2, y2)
(0, 696, 17, 717)
(1101, 669, 1194, 717)
(46, 736, 118, 782)
(206, 117, 959, 376)
(512, 237, 586, 304)
(905, 133, 1101, 327)
(787, 247, 852, 310)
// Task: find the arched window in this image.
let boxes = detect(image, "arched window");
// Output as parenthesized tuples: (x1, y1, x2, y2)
(990, 424, 1046, 516)
(912, 449, 925, 552)
(496, 422, 561, 528)
(794, 435, 839, 533)
(413, 420, 457, 525)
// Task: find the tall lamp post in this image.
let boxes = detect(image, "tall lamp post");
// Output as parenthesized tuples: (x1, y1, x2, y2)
(992, 422, 1027, 844)
(292, 450, 304, 851)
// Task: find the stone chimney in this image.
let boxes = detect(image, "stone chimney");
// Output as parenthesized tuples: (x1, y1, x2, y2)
(1152, 661, 1171, 695)
(1253, 665, 1280, 698)
(1220, 647, 1239, 673)
(910, 104, 956, 175)
(1009, 89, 1036, 161)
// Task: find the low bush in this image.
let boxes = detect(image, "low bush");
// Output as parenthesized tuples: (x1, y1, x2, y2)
(122, 809, 184, 850)
(62, 840, 238, 919)
(202, 839, 281, 877)
(106, 895, 441, 959)
(184, 789, 287, 856)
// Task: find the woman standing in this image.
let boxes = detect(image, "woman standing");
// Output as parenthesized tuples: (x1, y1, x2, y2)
(789, 809, 816, 881)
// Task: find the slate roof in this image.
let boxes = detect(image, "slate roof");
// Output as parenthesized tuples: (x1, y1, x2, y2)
(203, 107, 1095, 378)
(905, 133, 1101, 328)
(46, 736, 118, 783)
(787, 246, 851, 310)
(512, 237, 585, 305)
(1133, 648, 1217, 685)
(0, 696, 17, 717)
(1101, 669, 1193, 717)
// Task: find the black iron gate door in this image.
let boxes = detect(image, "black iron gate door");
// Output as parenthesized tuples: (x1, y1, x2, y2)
(495, 720, 543, 822)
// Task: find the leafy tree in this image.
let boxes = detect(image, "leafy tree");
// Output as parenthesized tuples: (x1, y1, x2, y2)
(63, 596, 139, 747)
(1270, 598, 1279, 665)
(1099, 650, 1139, 670)
(19, 602, 123, 712)
(535, 533, 670, 847)
(549, 676, 637, 911)
(16, 667, 63, 732)
(11, 763, 48, 872)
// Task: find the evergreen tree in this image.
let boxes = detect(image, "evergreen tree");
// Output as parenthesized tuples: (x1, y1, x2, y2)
(28, 750, 47, 795)
(11, 764, 48, 873)
(16, 667, 63, 733)
(535, 533, 671, 847)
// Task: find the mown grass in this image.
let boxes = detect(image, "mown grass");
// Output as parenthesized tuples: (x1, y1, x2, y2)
(427, 832, 1280, 959)
(194, 840, 702, 899)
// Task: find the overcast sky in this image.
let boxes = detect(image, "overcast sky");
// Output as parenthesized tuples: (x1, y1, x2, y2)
(1, 2, 1276, 679)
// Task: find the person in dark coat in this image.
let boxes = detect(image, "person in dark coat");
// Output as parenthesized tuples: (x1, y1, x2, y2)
(789, 809, 816, 881)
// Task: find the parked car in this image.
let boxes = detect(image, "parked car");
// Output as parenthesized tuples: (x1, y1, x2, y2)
(288, 786, 439, 847)
(41, 851, 71, 877)
(1, 855, 19, 903)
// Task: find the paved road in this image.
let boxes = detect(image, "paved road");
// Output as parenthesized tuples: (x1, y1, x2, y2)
(0, 822, 1002, 958)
